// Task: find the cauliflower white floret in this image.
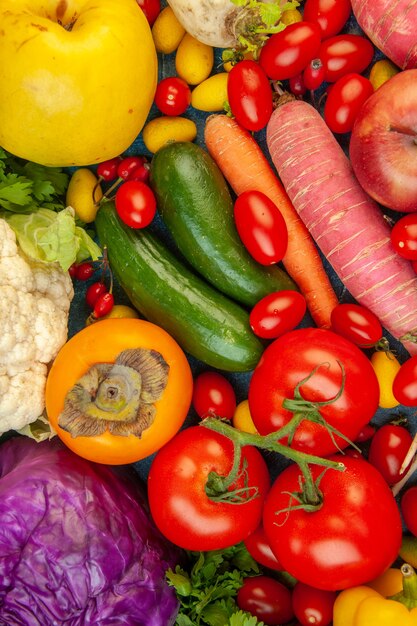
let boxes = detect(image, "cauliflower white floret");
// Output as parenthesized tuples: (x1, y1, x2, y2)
(0, 219, 74, 434)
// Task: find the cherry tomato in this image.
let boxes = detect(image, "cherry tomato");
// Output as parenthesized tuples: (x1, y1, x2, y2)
(248, 328, 379, 457)
(302, 58, 326, 90)
(69, 263, 78, 278)
(233, 400, 258, 434)
(154, 76, 192, 116)
(330, 303, 383, 348)
(233, 190, 288, 265)
(96, 157, 121, 182)
(319, 34, 375, 83)
(303, 0, 352, 39)
(93, 291, 114, 318)
(371, 350, 401, 409)
(147, 426, 271, 551)
(368, 424, 413, 486)
(292, 581, 337, 626)
(136, 0, 161, 25)
(237, 576, 294, 625)
(115, 180, 156, 229)
(401, 486, 417, 537)
(244, 524, 283, 571)
(355, 423, 376, 443)
(85, 281, 107, 309)
(393, 356, 417, 406)
(192, 371, 237, 419)
(227, 60, 273, 131)
(259, 21, 322, 80)
(263, 455, 403, 590)
(289, 73, 307, 96)
(391, 214, 417, 260)
(324, 72, 374, 134)
(249, 291, 307, 339)
(117, 156, 148, 181)
(75, 262, 94, 281)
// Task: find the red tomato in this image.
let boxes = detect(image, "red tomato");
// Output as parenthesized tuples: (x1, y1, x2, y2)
(85, 281, 107, 309)
(401, 486, 417, 536)
(248, 328, 380, 457)
(263, 455, 403, 590)
(324, 73, 374, 134)
(292, 582, 337, 626)
(249, 291, 307, 339)
(259, 22, 322, 80)
(233, 190, 288, 265)
(303, 0, 352, 39)
(117, 155, 148, 181)
(319, 34, 374, 82)
(391, 214, 417, 260)
(147, 426, 270, 551)
(330, 303, 383, 347)
(244, 524, 283, 571)
(227, 60, 273, 131)
(115, 180, 156, 229)
(289, 73, 307, 96)
(237, 576, 294, 625)
(136, 0, 161, 25)
(393, 356, 417, 406)
(154, 76, 191, 116)
(192, 371, 237, 420)
(302, 58, 326, 90)
(368, 424, 413, 486)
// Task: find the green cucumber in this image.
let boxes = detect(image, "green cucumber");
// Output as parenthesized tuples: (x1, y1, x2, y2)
(149, 141, 296, 307)
(95, 202, 264, 372)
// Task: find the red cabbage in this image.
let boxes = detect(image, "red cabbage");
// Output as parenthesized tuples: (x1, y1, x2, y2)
(0, 437, 180, 625)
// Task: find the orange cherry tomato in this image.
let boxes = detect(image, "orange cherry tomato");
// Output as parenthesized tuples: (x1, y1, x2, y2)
(45, 318, 193, 465)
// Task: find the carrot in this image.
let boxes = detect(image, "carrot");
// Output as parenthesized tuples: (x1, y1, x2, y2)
(266, 98, 417, 356)
(204, 114, 338, 329)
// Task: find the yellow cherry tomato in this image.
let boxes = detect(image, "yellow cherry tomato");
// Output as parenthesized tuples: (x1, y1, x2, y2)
(232, 400, 258, 434)
(175, 34, 214, 85)
(66, 168, 102, 223)
(366, 567, 404, 597)
(151, 6, 185, 54)
(191, 73, 229, 112)
(370, 350, 401, 408)
(369, 59, 400, 90)
(142, 116, 197, 153)
(280, 8, 303, 25)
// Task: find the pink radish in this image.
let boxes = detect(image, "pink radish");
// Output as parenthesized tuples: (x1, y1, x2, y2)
(266, 98, 417, 355)
(351, 0, 417, 70)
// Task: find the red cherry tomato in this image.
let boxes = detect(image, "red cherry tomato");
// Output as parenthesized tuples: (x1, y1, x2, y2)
(117, 156, 148, 181)
(115, 180, 157, 229)
(96, 157, 121, 182)
(259, 21, 322, 80)
(249, 291, 307, 339)
(289, 73, 307, 96)
(303, 0, 352, 39)
(75, 262, 94, 281)
(237, 576, 294, 625)
(355, 423, 376, 443)
(391, 214, 417, 260)
(136, 0, 161, 25)
(303, 58, 326, 90)
(244, 524, 283, 571)
(368, 424, 413, 486)
(330, 303, 383, 347)
(154, 76, 192, 116)
(227, 60, 273, 132)
(292, 581, 337, 626)
(401, 486, 417, 537)
(324, 73, 374, 134)
(85, 281, 107, 309)
(233, 190, 288, 265)
(393, 356, 417, 406)
(319, 34, 374, 83)
(93, 291, 114, 318)
(69, 263, 78, 278)
(192, 371, 237, 420)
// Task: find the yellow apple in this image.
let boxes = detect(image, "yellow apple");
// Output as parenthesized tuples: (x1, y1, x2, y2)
(0, 0, 158, 166)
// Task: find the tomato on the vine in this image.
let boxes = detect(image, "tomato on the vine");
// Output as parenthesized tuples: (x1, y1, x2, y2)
(227, 60, 273, 131)
(237, 576, 294, 625)
(324, 73, 374, 134)
(393, 356, 417, 406)
(74, 262, 94, 281)
(93, 292, 114, 318)
(319, 34, 375, 83)
(249, 290, 307, 339)
(303, 0, 352, 39)
(259, 21, 322, 80)
(330, 302, 383, 347)
(115, 180, 156, 229)
(233, 190, 288, 265)
(367, 424, 413, 486)
(263, 455, 403, 590)
(154, 76, 192, 116)
(147, 426, 271, 551)
(192, 371, 237, 420)
(244, 524, 283, 571)
(292, 581, 337, 626)
(391, 214, 417, 260)
(248, 328, 379, 457)
(85, 281, 107, 309)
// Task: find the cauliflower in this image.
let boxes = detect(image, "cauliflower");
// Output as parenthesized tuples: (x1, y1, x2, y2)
(0, 218, 74, 435)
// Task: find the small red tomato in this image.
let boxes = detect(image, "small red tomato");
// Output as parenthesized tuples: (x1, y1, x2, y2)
(136, 0, 161, 25)
(249, 291, 307, 339)
(393, 356, 417, 406)
(227, 60, 273, 132)
(154, 76, 192, 116)
(289, 73, 307, 96)
(115, 180, 157, 229)
(75, 262, 94, 281)
(368, 424, 413, 486)
(303, 58, 326, 90)
(355, 423, 376, 443)
(402, 486, 417, 536)
(69, 263, 78, 278)
(117, 156, 148, 181)
(96, 157, 121, 182)
(292, 581, 337, 626)
(93, 292, 114, 318)
(85, 281, 107, 309)
(303, 0, 352, 39)
(259, 21, 322, 80)
(391, 214, 417, 260)
(319, 34, 374, 83)
(244, 524, 283, 571)
(324, 73, 374, 134)
(237, 576, 294, 625)
(233, 190, 288, 265)
(330, 303, 383, 347)
(192, 371, 237, 420)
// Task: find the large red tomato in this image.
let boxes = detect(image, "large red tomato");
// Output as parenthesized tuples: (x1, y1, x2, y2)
(263, 456, 403, 590)
(248, 328, 379, 457)
(147, 426, 270, 551)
